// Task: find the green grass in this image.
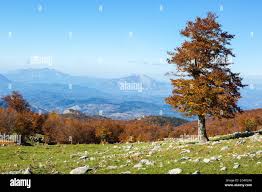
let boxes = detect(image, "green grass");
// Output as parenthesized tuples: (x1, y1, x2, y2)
(0, 134, 261, 174)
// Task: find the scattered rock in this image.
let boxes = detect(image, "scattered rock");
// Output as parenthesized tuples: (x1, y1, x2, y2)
(23, 167, 32, 174)
(248, 153, 256, 158)
(221, 146, 229, 151)
(168, 168, 182, 174)
(249, 133, 262, 142)
(233, 164, 240, 169)
(149, 145, 161, 155)
(51, 170, 59, 174)
(192, 158, 200, 163)
(133, 163, 143, 168)
(236, 140, 246, 145)
(220, 167, 227, 171)
(180, 157, 190, 161)
(125, 145, 133, 150)
(131, 152, 142, 157)
(79, 155, 88, 160)
(119, 165, 126, 168)
(236, 155, 242, 160)
(211, 141, 221, 145)
(140, 159, 154, 166)
(192, 170, 200, 174)
(210, 156, 220, 161)
(121, 171, 131, 174)
(203, 158, 210, 163)
(107, 166, 118, 170)
(70, 166, 91, 174)
(180, 149, 191, 154)
(5, 170, 22, 174)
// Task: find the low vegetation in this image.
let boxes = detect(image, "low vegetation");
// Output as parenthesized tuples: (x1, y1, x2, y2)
(0, 133, 261, 174)
(1, 92, 262, 145)
(174, 109, 262, 137)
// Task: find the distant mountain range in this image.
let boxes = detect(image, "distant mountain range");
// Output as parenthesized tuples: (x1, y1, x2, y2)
(0, 74, 10, 84)
(0, 68, 261, 120)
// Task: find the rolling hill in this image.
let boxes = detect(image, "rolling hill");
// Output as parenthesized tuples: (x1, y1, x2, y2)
(1, 68, 262, 120)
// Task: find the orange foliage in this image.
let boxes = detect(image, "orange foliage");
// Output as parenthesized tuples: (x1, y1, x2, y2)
(173, 109, 262, 137)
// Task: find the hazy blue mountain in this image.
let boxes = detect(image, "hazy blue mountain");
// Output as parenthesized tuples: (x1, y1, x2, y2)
(0, 74, 10, 84)
(5, 68, 71, 84)
(5, 68, 171, 92)
(106, 74, 172, 97)
(5, 68, 109, 87)
(2, 68, 262, 120)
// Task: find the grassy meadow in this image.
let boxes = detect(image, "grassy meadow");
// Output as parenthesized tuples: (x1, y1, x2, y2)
(0, 133, 261, 174)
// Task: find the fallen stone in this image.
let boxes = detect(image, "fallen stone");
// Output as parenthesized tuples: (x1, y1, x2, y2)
(70, 166, 91, 174)
(121, 171, 131, 174)
(23, 167, 32, 174)
(192, 170, 200, 174)
(236, 140, 246, 145)
(140, 159, 154, 166)
(168, 168, 182, 174)
(220, 167, 227, 171)
(203, 158, 210, 163)
(180, 149, 191, 154)
(210, 156, 219, 161)
(193, 158, 200, 163)
(233, 164, 240, 169)
(180, 157, 190, 161)
(107, 166, 118, 170)
(211, 141, 221, 145)
(79, 155, 88, 160)
(133, 163, 142, 168)
(221, 146, 229, 151)
(249, 133, 262, 142)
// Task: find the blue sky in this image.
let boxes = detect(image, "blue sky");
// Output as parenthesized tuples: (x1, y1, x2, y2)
(0, 0, 261, 79)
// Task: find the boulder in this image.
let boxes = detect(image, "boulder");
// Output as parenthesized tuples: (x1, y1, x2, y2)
(70, 166, 91, 174)
(203, 158, 210, 163)
(23, 167, 32, 174)
(168, 168, 182, 174)
(220, 167, 227, 171)
(220, 146, 229, 151)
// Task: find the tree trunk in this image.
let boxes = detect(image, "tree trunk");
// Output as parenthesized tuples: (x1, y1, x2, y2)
(198, 115, 209, 142)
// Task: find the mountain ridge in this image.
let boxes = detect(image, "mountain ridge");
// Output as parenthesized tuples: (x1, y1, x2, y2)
(1, 68, 262, 120)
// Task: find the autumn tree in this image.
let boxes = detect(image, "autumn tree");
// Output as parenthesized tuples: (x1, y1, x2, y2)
(3, 91, 31, 113)
(166, 13, 246, 142)
(1, 92, 46, 143)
